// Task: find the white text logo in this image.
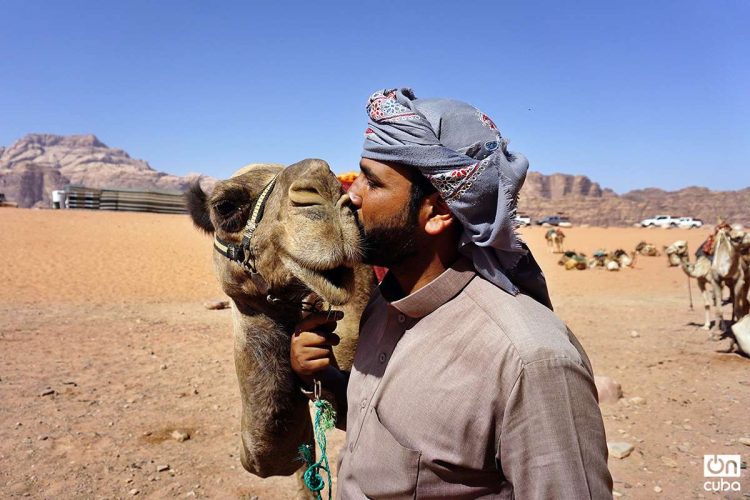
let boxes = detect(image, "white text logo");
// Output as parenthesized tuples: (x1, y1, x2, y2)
(703, 454, 742, 492)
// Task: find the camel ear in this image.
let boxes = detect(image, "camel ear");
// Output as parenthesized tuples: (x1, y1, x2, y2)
(186, 181, 215, 234)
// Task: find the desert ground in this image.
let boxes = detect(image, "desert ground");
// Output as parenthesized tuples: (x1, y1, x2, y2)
(1, 209, 748, 499)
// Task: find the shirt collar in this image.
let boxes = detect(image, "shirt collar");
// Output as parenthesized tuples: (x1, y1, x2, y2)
(380, 257, 476, 319)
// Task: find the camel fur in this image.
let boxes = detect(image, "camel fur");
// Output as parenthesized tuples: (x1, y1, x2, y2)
(186, 160, 375, 482)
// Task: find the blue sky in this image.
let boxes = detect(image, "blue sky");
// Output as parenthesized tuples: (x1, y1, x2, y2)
(1, 1, 747, 193)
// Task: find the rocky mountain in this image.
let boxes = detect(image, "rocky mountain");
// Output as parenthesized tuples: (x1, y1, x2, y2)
(522, 171, 613, 199)
(518, 174, 750, 227)
(0, 134, 216, 208)
(1, 133, 747, 226)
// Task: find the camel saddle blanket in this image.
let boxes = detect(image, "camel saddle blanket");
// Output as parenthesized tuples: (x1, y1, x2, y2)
(702, 236, 715, 256)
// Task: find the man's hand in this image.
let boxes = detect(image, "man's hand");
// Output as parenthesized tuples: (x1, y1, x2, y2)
(290, 311, 344, 387)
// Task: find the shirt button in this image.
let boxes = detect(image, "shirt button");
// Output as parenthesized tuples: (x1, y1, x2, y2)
(378, 352, 387, 363)
(349, 442, 354, 452)
(397, 314, 405, 323)
(360, 399, 367, 410)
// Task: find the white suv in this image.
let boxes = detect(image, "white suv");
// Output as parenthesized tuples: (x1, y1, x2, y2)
(640, 215, 679, 228)
(514, 214, 532, 226)
(678, 217, 703, 229)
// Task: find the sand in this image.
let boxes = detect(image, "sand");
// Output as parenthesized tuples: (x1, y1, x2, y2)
(1, 209, 748, 498)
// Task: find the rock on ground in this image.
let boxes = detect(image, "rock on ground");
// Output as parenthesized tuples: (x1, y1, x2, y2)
(595, 376, 622, 404)
(608, 441, 635, 459)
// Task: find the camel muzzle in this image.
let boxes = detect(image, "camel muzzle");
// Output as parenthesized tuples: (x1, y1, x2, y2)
(213, 171, 336, 315)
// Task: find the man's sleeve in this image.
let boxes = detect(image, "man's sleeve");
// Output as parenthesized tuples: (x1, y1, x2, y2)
(497, 357, 613, 499)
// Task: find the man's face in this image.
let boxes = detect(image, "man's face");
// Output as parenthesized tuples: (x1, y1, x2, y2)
(347, 158, 421, 267)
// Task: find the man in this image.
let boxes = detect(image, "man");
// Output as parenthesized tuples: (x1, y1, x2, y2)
(291, 89, 612, 498)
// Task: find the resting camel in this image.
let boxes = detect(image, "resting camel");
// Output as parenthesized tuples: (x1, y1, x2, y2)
(613, 249, 636, 268)
(186, 160, 375, 488)
(545, 228, 565, 253)
(589, 250, 620, 271)
(636, 241, 660, 257)
(558, 251, 588, 270)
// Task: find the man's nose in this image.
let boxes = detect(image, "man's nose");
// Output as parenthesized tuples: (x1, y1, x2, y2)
(347, 174, 364, 208)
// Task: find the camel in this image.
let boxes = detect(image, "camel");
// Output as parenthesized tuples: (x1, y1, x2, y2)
(185, 160, 376, 486)
(713, 227, 750, 324)
(636, 241, 661, 257)
(558, 251, 588, 270)
(613, 249, 636, 268)
(669, 240, 727, 331)
(589, 250, 620, 271)
(545, 228, 565, 253)
(727, 228, 750, 321)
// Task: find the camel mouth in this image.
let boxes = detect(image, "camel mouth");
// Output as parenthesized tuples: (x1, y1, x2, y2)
(282, 258, 355, 306)
(320, 265, 351, 290)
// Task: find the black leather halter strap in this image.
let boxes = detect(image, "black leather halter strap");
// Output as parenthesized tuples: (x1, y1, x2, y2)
(213, 173, 279, 277)
(211, 171, 334, 315)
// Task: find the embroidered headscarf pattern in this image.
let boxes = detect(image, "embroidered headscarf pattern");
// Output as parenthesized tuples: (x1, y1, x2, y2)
(367, 90, 420, 122)
(361, 88, 551, 308)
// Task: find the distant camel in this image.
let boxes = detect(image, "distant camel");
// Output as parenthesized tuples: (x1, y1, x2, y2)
(613, 249, 636, 268)
(545, 228, 565, 253)
(714, 227, 748, 323)
(733, 229, 750, 320)
(589, 250, 620, 271)
(558, 251, 588, 270)
(636, 241, 660, 257)
(669, 240, 725, 331)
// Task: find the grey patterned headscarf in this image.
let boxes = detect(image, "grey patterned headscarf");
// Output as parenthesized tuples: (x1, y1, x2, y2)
(362, 88, 551, 309)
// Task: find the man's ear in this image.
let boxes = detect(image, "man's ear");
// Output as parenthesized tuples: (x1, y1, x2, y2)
(422, 193, 455, 236)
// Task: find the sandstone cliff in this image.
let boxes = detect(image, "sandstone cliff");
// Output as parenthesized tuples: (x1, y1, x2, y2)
(518, 173, 750, 226)
(1, 134, 747, 226)
(0, 134, 216, 208)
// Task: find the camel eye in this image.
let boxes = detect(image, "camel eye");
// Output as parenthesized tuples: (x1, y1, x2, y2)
(215, 200, 237, 217)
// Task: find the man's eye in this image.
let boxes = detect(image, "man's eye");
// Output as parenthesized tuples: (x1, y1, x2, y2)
(366, 178, 378, 188)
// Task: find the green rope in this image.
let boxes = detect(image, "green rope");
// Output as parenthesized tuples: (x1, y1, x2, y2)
(299, 398, 336, 500)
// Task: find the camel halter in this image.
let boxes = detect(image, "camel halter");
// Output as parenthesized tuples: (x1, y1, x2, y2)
(212, 173, 333, 315)
(213, 173, 280, 294)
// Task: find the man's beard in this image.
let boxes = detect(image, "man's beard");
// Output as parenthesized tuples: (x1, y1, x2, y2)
(356, 204, 420, 268)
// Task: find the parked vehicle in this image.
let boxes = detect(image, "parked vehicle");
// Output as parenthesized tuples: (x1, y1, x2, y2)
(677, 217, 703, 229)
(640, 215, 680, 228)
(536, 215, 571, 227)
(514, 213, 532, 226)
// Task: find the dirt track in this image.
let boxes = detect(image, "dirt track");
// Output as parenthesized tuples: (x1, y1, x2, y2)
(1, 209, 748, 498)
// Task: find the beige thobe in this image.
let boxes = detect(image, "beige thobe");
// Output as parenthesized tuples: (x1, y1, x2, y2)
(326, 258, 611, 499)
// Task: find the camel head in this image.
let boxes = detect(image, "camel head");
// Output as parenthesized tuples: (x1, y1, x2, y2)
(665, 240, 688, 266)
(186, 159, 362, 314)
(186, 159, 369, 480)
(729, 227, 749, 248)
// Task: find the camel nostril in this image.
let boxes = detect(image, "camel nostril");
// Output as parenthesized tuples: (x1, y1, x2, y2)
(288, 181, 325, 207)
(336, 193, 353, 210)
